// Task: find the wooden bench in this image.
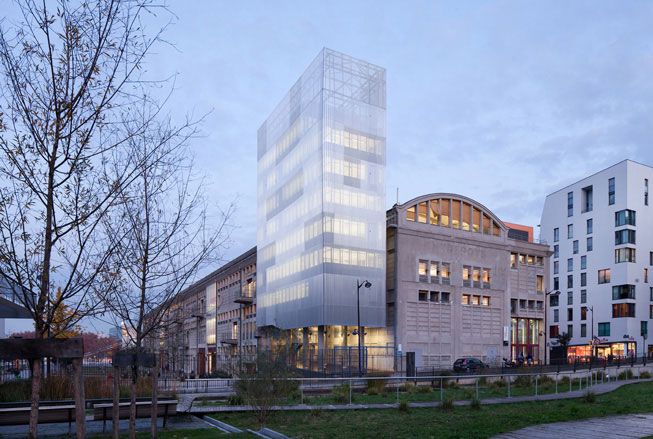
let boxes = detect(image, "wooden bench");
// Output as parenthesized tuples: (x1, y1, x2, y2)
(93, 400, 177, 431)
(0, 404, 76, 431)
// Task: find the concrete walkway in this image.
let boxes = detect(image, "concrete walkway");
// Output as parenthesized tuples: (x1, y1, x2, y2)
(494, 413, 653, 439)
(188, 378, 652, 413)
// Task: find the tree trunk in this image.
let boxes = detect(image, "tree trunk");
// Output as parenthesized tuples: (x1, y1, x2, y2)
(72, 358, 86, 438)
(28, 357, 42, 438)
(151, 356, 158, 438)
(113, 365, 120, 439)
(129, 364, 138, 439)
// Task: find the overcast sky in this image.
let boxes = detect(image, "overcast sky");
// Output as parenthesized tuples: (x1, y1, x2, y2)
(5, 1, 653, 334)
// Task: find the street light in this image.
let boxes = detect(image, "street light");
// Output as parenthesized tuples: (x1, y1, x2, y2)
(544, 289, 561, 365)
(356, 280, 372, 377)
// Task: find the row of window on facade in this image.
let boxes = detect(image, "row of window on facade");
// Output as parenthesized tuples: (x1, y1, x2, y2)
(406, 198, 502, 236)
(510, 253, 544, 268)
(553, 267, 648, 290)
(417, 260, 492, 288)
(565, 178, 648, 218)
(554, 209, 636, 245)
(415, 290, 491, 306)
(510, 298, 544, 313)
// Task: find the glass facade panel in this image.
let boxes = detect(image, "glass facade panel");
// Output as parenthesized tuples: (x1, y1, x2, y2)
(451, 200, 461, 229)
(462, 202, 471, 231)
(417, 202, 427, 223)
(429, 200, 439, 225)
(257, 49, 386, 329)
(440, 199, 450, 227)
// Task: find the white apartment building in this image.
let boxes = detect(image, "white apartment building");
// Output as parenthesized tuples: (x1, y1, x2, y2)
(541, 160, 653, 361)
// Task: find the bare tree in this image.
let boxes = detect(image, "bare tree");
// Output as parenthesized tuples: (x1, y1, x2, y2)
(0, 1, 174, 436)
(101, 105, 233, 438)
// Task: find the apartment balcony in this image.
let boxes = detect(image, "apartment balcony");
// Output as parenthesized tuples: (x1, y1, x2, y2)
(234, 291, 254, 304)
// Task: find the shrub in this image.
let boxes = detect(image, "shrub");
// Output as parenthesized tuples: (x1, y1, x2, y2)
(398, 400, 410, 412)
(470, 398, 481, 410)
(440, 396, 454, 411)
(490, 378, 506, 388)
(227, 394, 244, 406)
(332, 383, 350, 403)
(559, 376, 571, 386)
(537, 375, 554, 386)
(513, 375, 532, 388)
(310, 408, 322, 418)
(477, 377, 487, 386)
(367, 379, 387, 396)
(618, 369, 634, 380)
(416, 385, 432, 394)
(640, 371, 651, 379)
(583, 391, 596, 404)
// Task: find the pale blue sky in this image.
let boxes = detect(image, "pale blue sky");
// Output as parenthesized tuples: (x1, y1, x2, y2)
(5, 1, 653, 334)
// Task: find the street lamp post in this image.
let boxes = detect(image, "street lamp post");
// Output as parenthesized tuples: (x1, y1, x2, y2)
(544, 289, 561, 365)
(356, 280, 372, 377)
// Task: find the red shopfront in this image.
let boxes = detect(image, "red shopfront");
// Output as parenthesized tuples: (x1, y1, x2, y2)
(511, 318, 541, 362)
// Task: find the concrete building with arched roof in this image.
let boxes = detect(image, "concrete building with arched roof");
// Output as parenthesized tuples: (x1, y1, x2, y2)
(387, 193, 551, 368)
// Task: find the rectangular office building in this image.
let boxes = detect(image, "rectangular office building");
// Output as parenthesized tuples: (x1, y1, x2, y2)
(256, 48, 387, 331)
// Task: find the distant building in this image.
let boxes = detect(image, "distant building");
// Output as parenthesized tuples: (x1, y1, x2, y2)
(387, 194, 550, 367)
(541, 160, 653, 360)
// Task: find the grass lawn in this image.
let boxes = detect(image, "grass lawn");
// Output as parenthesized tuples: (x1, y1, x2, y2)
(209, 381, 653, 438)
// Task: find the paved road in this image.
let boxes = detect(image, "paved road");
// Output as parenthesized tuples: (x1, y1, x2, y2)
(495, 413, 653, 439)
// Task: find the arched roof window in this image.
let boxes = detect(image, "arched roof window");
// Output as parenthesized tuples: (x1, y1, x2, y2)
(403, 194, 505, 237)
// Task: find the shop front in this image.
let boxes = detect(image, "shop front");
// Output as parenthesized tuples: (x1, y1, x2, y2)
(511, 318, 541, 363)
(567, 341, 637, 361)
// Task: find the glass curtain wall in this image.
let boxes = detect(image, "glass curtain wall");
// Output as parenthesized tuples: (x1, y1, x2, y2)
(257, 49, 386, 329)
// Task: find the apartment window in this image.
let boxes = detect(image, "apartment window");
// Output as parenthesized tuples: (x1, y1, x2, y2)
(519, 254, 526, 265)
(598, 269, 611, 284)
(567, 224, 573, 239)
(418, 260, 428, 281)
(481, 296, 490, 306)
(567, 191, 574, 217)
(472, 267, 481, 287)
(554, 261, 559, 274)
(612, 303, 635, 318)
(536, 256, 544, 266)
(528, 300, 535, 310)
(527, 255, 534, 265)
(482, 268, 491, 288)
(511, 299, 517, 313)
(440, 292, 450, 303)
(615, 248, 636, 263)
(536, 300, 543, 310)
(429, 291, 439, 302)
(471, 295, 480, 305)
(554, 245, 559, 259)
(645, 179, 649, 206)
(441, 263, 450, 284)
(553, 309, 559, 322)
(615, 229, 636, 245)
(645, 268, 649, 283)
(554, 277, 559, 290)
(550, 294, 559, 307)
(650, 305, 653, 319)
(581, 306, 587, 321)
(580, 272, 587, 287)
(520, 299, 527, 309)
(430, 261, 439, 282)
(554, 228, 559, 242)
(581, 289, 587, 303)
(567, 291, 573, 305)
(582, 186, 593, 213)
(581, 324, 587, 337)
(573, 240, 579, 254)
(615, 209, 636, 227)
(567, 258, 573, 272)
(510, 253, 517, 269)
(608, 177, 615, 205)
(586, 237, 593, 252)
(463, 265, 471, 287)
(650, 252, 653, 266)
(650, 287, 653, 301)
(462, 294, 470, 305)
(641, 321, 648, 337)
(586, 218, 593, 234)
(567, 274, 573, 288)
(536, 275, 544, 293)
(567, 308, 573, 321)
(581, 255, 587, 270)
(598, 322, 610, 337)
(550, 325, 559, 337)
(418, 290, 428, 302)
(567, 324, 573, 337)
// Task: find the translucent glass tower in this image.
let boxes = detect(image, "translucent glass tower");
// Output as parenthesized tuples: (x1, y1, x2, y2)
(257, 48, 386, 330)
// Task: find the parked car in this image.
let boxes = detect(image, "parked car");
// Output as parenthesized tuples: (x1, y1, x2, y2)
(453, 357, 488, 373)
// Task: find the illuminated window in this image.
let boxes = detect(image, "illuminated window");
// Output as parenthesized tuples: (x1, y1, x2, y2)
(482, 269, 491, 288)
(536, 275, 544, 293)
(615, 248, 636, 263)
(440, 199, 450, 227)
(492, 221, 501, 237)
(472, 268, 481, 287)
(452, 199, 461, 229)
(418, 202, 428, 223)
(481, 296, 490, 306)
(429, 261, 438, 281)
(612, 303, 635, 318)
(510, 253, 517, 269)
(462, 202, 471, 231)
(429, 200, 439, 225)
(463, 266, 471, 287)
(462, 294, 470, 305)
(482, 214, 491, 234)
(441, 263, 450, 284)
(472, 209, 481, 233)
(407, 206, 416, 222)
(471, 295, 480, 305)
(598, 269, 611, 284)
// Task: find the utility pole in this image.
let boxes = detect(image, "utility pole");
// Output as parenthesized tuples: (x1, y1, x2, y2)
(356, 280, 372, 377)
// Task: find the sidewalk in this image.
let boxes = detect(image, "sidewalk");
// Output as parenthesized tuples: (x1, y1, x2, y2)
(188, 377, 653, 414)
(494, 413, 653, 439)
